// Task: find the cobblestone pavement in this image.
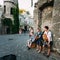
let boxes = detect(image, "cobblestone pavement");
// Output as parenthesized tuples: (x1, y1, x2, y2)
(0, 33, 60, 60)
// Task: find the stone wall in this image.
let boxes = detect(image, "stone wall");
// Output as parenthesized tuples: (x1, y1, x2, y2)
(38, 0, 47, 7)
(52, 0, 60, 52)
(4, 0, 18, 4)
(34, 0, 60, 53)
(33, 7, 39, 32)
(41, 7, 53, 30)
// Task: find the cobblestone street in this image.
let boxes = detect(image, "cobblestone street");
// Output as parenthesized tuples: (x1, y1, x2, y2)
(0, 33, 60, 60)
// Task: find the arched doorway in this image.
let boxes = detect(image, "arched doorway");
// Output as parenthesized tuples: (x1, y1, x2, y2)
(41, 6, 53, 30)
(39, 0, 54, 30)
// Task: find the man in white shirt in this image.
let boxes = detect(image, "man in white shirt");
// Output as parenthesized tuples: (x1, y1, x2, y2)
(44, 30, 52, 43)
(43, 26, 53, 57)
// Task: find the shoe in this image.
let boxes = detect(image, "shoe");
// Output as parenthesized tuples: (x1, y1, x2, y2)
(46, 54, 50, 58)
(38, 50, 41, 53)
(27, 47, 31, 50)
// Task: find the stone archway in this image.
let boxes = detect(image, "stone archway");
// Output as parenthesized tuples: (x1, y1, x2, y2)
(38, 0, 54, 30)
(38, 0, 60, 51)
(41, 6, 53, 30)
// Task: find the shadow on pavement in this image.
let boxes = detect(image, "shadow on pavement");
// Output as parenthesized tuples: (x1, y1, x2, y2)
(0, 54, 16, 60)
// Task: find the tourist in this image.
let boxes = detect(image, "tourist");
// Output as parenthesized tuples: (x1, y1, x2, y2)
(35, 28, 43, 53)
(27, 32, 35, 50)
(42, 26, 53, 57)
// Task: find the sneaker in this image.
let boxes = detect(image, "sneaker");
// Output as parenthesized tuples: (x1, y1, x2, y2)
(38, 50, 41, 53)
(46, 54, 50, 58)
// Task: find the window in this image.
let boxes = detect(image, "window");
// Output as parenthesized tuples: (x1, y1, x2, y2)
(4, 5, 6, 13)
(10, 8, 13, 15)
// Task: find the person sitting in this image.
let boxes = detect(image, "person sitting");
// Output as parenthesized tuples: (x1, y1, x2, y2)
(27, 32, 35, 50)
(29, 27, 34, 37)
(35, 28, 43, 53)
(42, 26, 53, 57)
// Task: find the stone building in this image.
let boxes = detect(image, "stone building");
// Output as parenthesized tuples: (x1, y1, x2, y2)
(4, 0, 18, 20)
(1, 0, 18, 34)
(0, 5, 4, 34)
(34, 0, 60, 53)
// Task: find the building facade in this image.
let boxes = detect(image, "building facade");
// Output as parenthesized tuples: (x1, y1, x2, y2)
(34, 0, 60, 53)
(4, 0, 18, 20)
(0, 4, 4, 34)
(1, 0, 18, 34)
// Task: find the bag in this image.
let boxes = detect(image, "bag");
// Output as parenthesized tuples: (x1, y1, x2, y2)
(31, 43, 36, 48)
(42, 34, 48, 42)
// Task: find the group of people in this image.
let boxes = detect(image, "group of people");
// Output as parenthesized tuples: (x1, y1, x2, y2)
(27, 26, 53, 57)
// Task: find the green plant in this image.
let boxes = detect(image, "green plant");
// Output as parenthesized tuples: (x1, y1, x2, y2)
(12, 4, 19, 34)
(2, 18, 13, 34)
(2, 18, 12, 27)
